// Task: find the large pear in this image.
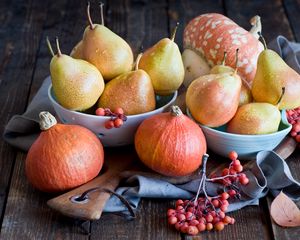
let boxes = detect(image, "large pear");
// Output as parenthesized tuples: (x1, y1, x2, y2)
(251, 49, 300, 109)
(227, 102, 281, 134)
(139, 24, 184, 96)
(71, 3, 133, 81)
(186, 72, 242, 127)
(98, 54, 156, 115)
(48, 38, 104, 111)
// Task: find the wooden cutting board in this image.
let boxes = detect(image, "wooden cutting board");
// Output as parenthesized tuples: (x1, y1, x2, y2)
(47, 136, 297, 221)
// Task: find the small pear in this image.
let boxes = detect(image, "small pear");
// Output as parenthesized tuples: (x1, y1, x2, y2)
(227, 88, 285, 134)
(252, 34, 300, 109)
(186, 71, 242, 127)
(71, 3, 133, 81)
(47, 38, 104, 111)
(98, 54, 156, 115)
(227, 103, 281, 134)
(139, 23, 184, 95)
(210, 51, 252, 106)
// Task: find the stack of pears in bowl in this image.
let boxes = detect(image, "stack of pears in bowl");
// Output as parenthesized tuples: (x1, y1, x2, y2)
(186, 42, 299, 160)
(47, 3, 183, 146)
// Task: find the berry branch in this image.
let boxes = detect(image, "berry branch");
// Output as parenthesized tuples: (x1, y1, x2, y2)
(167, 151, 249, 235)
(95, 107, 127, 129)
(287, 107, 300, 145)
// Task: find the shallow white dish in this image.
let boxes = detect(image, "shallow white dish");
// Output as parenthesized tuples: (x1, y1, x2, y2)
(187, 108, 292, 160)
(48, 83, 177, 147)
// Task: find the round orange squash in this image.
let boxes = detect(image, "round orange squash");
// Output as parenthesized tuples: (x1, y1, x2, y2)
(134, 106, 207, 177)
(25, 112, 104, 192)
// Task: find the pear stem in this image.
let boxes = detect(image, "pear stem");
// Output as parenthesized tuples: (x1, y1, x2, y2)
(46, 37, 55, 57)
(171, 22, 179, 42)
(55, 37, 62, 57)
(99, 2, 104, 25)
(258, 32, 267, 50)
(221, 51, 227, 66)
(276, 87, 285, 107)
(87, 2, 95, 30)
(134, 53, 143, 71)
(234, 48, 239, 74)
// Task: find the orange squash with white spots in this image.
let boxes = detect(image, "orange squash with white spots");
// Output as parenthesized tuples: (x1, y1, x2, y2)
(182, 13, 264, 86)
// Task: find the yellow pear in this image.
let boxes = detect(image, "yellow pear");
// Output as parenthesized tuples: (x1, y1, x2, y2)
(251, 35, 300, 109)
(98, 54, 156, 115)
(210, 51, 252, 106)
(139, 23, 184, 95)
(71, 3, 133, 81)
(47, 38, 104, 111)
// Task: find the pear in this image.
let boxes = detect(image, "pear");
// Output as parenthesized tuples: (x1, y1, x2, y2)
(71, 3, 133, 81)
(210, 51, 252, 106)
(227, 103, 281, 134)
(186, 71, 242, 127)
(98, 54, 156, 115)
(251, 35, 300, 109)
(227, 88, 285, 134)
(139, 23, 184, 95)
(47, 38, 104, 111)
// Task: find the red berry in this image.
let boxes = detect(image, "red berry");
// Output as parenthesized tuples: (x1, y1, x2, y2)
(229, 168, 237, 175)
(105, 120, 114, 129)
(206, 214, 213, 223)
(240, 176, 249, 185)
(168, 216, 178, 225)
(180, 222, 189, 233)
(211, 211, 217, 217)
(218, 211, 225, 219)
(220, 192, 229, 200)
(234, 164, 243, 173)
(223, 216, 231, 224)
(176, 205, 185, 213)
(197, 223, 206, 232)
(189, 219, 199, 226)
(221, 200, 229, 206)
(95, 107, 105, 116)
(228, 151, 238, 160)
(114, 107, 124, 115)
(295, 135, 300, 143)
(175, 222, 184, 230)
(206, 223, 213, 231)
(187, 225, 199, 235)
(230, 217, 236, 225)
(176, 199, 184, 207)
(228, 189, 236, 197)
(113, 118, 123, 128)
(214, 221, 225, 231)
(187, 207, 194, 213)
(232, 159, 241, 166)
(212, 216, 221, 224)
(212, 199, 220, 208)
(291, 130, 297, 137)
(177, 213, 186, 221)
(220, 205, 228, 212)
(167, 209, 176, 217)
(292, 123, 300, 132)
(185, 212, 193, 220)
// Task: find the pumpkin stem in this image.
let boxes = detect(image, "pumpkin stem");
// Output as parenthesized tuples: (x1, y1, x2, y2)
(171, 105, 182, 116)
(249, 15, 262, 39)
(39, 111, 57, 130)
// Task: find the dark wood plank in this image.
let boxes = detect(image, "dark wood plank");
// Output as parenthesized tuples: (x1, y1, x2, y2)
(0, 0, 49, 227)
(91, 199, 180, 240)
(266, 151, 300, 240)
(283, 0, 300, 42)
(224, 0, 294, 42)
(168, 0, 224, 50)
(1, 0, 92, 238)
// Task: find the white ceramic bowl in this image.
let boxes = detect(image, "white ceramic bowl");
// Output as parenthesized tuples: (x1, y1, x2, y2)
(187, 109, 292, 160)
(48, 84, 177, 147)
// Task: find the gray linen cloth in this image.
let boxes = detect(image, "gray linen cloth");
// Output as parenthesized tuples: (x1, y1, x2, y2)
(3, 36, 300, 214)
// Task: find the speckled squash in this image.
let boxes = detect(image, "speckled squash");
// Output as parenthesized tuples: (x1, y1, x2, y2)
(183, 13, 264, 84)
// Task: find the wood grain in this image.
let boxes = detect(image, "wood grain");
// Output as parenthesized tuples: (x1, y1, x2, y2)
(0, 0, 49, 228)
(283, 0, 300, 42)
(224, 0, 294, 42)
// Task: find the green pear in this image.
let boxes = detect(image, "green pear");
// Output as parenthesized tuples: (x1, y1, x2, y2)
(186, 71, 242, 127)
(71, 3, 133, 81)
(98, 54, 156, 115)
(47, 38, 104, 111)
(210, 51, 252, 106)
(139, 24, 184, 95)
(227, 102, 281, 134)
(251, 35, 300, 109)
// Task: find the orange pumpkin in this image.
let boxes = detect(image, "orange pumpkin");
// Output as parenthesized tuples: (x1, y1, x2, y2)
(25, 112, 104, 192)
(134, 106, 207, 177)
(183, 13, 263, 85)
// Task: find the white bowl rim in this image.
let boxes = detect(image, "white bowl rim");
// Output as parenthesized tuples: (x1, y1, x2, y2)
(48, 83, 178, 119)
(186, 108, 292, 139)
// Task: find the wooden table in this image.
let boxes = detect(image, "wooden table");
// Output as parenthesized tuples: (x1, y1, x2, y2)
(1, 0, 300, 239)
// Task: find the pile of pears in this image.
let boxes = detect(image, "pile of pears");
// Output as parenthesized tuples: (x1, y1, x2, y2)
(186, 35, 300, 135)
(48, 3, 184, 116)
